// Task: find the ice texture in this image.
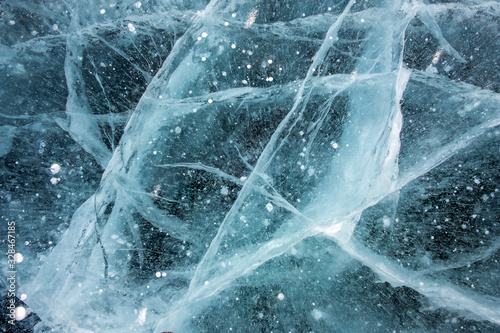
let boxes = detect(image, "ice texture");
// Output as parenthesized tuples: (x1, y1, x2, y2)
(1, 0, 499, 332)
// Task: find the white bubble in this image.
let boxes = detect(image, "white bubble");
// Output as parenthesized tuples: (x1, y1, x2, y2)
(155, 272, 161, 278)
(277, 293, 285, 300)
(208, 99, 213, 103)
(221, 186, 229, 196)
(201, 32, 208, 37)
(331, 142, 339, 149)
(246, 64, 251, 69)
(50, 163, 61, 174)
(222, 71, 227, 76)
(231, 44, 236, 49)
(204, 281, 209, 285)
(134, 1, 142, 8)
(50, 177, 60, 185)
(9, 20, 15, 25)
(224, 22, 229, 26)
(15, 307, 26, 321)
(52, 24, 58, 31)
(201, 57, 206, 61)
(100, 9, 106, 14)
(127, 23, 136, 32)
(175, 127, 182, 134)
(266, 203, 273, 212)
(14, 253, 23, 263)
(268, 59, 273, 64)
(20, 294, 27, 301)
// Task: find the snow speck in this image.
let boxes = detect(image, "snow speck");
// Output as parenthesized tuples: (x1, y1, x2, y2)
(100, 9, 106, 14)
(175, 127, 182, 134)
(136, 307, 147, 326)
(331, 142, 339, 149)
(50, 163, 61, 174)
(52, 24, 59, 31)
(208, 99, 213, 103)
(266, 203, 273, 212)
(312, 308, 323, 320)
(201, 32, 208, 38)
(134, 2, 142, 8)
(224, 22, 229, 26)
(50, 177, 60, 185)
(268, 59, 273, 64)
(127, 23, 136, 33)
(277, 293, 285, 300)
(155, 272, 161, 278)
(20, 294, 27, 301)
(204, 281, 209, 285)
(265, 77, 274, 82)
(9, 20, 15, 25)
(221, 186, 229, 195)
(231, 44, 236, 49)
(201, 56, 207, 61)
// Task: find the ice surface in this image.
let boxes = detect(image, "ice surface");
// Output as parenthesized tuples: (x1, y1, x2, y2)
(1, 0, 499, 332)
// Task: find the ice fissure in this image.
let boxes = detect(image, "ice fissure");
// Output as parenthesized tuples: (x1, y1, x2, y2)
(1, 0, 498, 332)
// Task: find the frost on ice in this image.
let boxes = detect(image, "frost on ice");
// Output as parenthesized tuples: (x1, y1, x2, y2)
(1, 0, 499, 332)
